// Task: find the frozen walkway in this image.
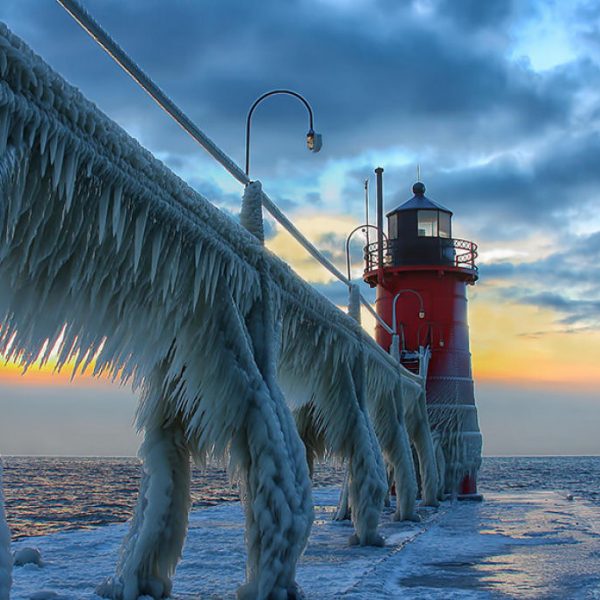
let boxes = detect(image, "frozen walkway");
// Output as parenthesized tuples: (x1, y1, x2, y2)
(9, 488, 600, 599)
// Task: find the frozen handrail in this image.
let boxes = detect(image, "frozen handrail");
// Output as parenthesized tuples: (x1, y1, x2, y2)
(58, 0, 413, 343)
(55, 0, 248, 185)
(360, 297, 394, 335)
(56, 0, 351, 289)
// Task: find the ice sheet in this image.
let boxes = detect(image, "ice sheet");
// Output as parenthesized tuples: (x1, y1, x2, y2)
(8, 488, 600, 599)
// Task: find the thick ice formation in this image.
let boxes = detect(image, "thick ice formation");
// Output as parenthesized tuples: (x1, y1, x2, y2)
(333, 351, 441, 524)
(12, 547, 42, 568)
(0, 21, 437, 597)
(0, 460, 12, 600)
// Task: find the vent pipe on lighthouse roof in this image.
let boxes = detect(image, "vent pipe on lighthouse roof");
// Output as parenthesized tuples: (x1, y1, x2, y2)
(375, 167, 384, 271)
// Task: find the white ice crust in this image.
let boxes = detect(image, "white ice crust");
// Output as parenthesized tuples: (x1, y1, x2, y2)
(0, 21, 470, 599)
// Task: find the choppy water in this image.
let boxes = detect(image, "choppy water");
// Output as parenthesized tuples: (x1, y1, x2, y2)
(478, 455, 600, 505)
(2, 455, 598, 539)
(2, 456, 346, 538)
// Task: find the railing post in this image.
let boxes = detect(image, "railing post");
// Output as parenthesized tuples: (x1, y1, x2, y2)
(348, 284, 361, 324)
(390, 334, 400, 362)
(240, 181, 265, 244)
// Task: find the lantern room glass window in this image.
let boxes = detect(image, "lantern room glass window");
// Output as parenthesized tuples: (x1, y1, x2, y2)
(389, 214, 398, 239)
(439, 212, 451, 238)
(417, 210, 452, 238)
(417, 210, 438, 237)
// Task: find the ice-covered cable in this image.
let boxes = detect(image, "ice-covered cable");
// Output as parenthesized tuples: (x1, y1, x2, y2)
(55, 0, 248, 186)
(55, 0, 351, 287)
(0, 20, 439, 591)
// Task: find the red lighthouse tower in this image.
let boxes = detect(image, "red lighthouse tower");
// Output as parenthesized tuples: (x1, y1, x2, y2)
(364, 169, 482, 498)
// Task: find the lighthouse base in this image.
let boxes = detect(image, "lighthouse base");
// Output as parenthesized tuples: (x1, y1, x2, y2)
(455, 473, 483, 501)
(457, 493, 484, 502)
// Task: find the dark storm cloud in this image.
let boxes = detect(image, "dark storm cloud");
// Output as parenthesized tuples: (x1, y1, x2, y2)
(0, 0, 593, 173)
(358, 127, 600, 239)
(2, 1, 599, 319)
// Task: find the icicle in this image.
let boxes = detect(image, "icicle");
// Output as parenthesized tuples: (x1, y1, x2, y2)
(12, 120, 24, 148)
(111, 184, 123, 237)
(150, 229, 162, 284)
(39, 144, 49, 178)
(0, 50, 7, 78)
(0, 111, 9, 156)
(97, 186, 110, 243)
(168, 237, 182, 293)
(194, 240, 202, 268)
(51, 135, 66, 191)
(47, 129, 58, 164)
(26, 118, 37, 150)
(192, 266, 202, 312)
(133, 206, 148, 274)
(63, 150, 78, 212)
(114, 196, 127, 251)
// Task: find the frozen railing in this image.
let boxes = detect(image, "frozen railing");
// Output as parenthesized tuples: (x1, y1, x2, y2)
(56, 0, 400, 341)
(0, 11, 445, 598)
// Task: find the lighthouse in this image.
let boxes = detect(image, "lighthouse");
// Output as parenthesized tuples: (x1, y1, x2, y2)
(364, 169, 483, 498)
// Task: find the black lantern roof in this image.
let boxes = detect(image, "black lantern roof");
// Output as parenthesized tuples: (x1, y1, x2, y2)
(386, 182, 452, 217)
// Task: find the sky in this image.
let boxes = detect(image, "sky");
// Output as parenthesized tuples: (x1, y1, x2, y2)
(0, 0, 599, 456)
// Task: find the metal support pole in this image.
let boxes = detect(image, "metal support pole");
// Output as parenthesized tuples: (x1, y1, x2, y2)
(375, 167, 384, 272)
(364, 179, 370, 248)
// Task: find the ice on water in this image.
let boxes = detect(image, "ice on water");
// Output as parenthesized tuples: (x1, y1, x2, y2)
(6, 488, 600, 599)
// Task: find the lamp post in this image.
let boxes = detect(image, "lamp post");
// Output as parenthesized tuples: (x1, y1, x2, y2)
(390, 289, 425, 361)
(345, 224, 387, 282)
(245, 89, 322, 178)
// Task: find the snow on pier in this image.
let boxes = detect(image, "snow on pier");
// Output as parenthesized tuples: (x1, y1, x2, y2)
(8, 488, 600, 599)
(0, 16, 437, 597)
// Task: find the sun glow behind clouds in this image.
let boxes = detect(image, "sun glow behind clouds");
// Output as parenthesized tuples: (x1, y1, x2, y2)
(0, 334, 109, 387)
(0, 360, 98, 386)
(470, 287, 600, 388)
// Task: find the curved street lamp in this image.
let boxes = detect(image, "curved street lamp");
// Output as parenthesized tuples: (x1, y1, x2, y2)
(245, 89, 322, 178)
(390, 289, 425, 361)
(345, 224, 388, 282)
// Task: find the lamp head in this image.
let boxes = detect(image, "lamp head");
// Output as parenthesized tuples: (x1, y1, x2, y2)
(307, 129, 322, 152)
(418, 310, 425, 319)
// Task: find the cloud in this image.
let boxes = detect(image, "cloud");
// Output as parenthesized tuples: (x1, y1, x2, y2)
(479, 230, 600, 329)
(519, 292, 600, 326)
(310, 279, 376, 308)
(1, 0, 594, 170)
(2, 0, 599, 325)
(435, 0, 516, 29)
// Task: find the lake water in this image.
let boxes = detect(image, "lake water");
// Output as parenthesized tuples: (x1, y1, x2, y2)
(2, 455, 599, 539)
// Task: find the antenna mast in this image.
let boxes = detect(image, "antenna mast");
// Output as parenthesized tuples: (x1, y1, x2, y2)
(364, 179, 370, 247)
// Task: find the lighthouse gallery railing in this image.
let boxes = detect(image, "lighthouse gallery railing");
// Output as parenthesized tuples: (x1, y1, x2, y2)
(363, 238, 478, 272)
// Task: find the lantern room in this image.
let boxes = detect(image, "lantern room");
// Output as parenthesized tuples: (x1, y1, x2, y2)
(364, 180, 478, 279)
(386, 182, 457, 268)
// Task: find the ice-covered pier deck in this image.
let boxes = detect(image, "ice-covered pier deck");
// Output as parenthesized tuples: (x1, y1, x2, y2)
(10, 488, 600, 599)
